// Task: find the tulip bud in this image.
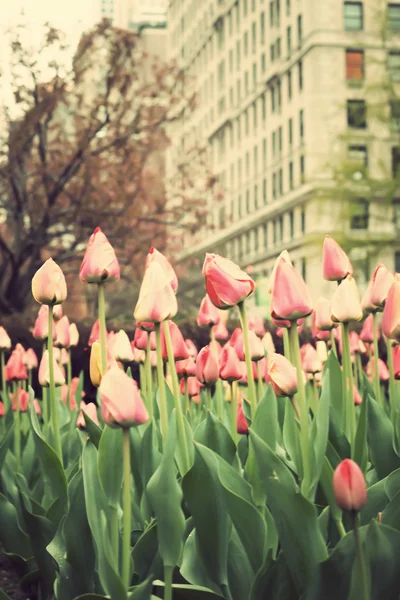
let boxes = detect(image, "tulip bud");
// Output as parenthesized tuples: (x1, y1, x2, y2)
(88, 319, 102, 346)
(331, 276, 363, 323)
(0, 402, 4, 416)
(11, 388, 30, 412)
(55, 316, 71, 348)
(112, 330, 134, 363)
(53, 305, 63, 321)
(161, 321, 189, 361)
(79, 227, 120, 284)
(212, 320, 229, 341)
(185, 339, 198, 358)
(134, 262, 178, 323)
(219, 346, 243, 382)
(262, 331, 275, 355)
(77, 402, 99, 429)
(197, 294, 221, 327)
(176, 356, 197, 378)
(236, 401, 249, 434)
(360, 280, 378, 315)
(302, 344, 323, 374)
(333, 458, 367, 512)
(316, 340, 328, 364)
(32, 258, 67, 305)
(370, 264, 394, 310)
(131, 345, 146, 364)
(33, 306, 55, 341)
(137, 321, 155, 332)
(196, 345, 219, 385)
(145, 247, 178, 293)
(90, 341, 104, 387)
(311, 311, 330, 341)
(268, 251, 292, 293)
(394, 344, 400, 379)
(315, 297, 337, 331)
(39, 350, 65, 387)
(69, 323, 79, 347)
(265, 353, 298, 397)
(248, 315, 266, 337)
(60, 348, 69, 366)
(202, 253, 255, 309)
(359, 314, 376, 344)
(382, 280, 400, 341)
(61, 384, 78, 410)
(5, 350, 28, 381)
(24, 348, 38, 370)
(271, 261, 313, 321)
(133, 328, 149, 350)
(0, 326, 11, 350)
(99, 366, 149, 428)
(322, 236, 353, 281)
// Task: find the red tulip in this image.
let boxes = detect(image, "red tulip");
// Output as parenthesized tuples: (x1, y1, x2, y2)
(33, 306, 55, 341)
(302, 344, 323, 374)
(370, 264, 394, 310)
(79, 227, 120, 284)
(39, 350, 65, 387)
(202, 253, 255, 309)
(133, 328, 149, 350)
(11, 388, 30, 412)
(145, 247, 178, 293)
(99, 366, 149, 428)
(271, 261, 313, 321)
(88, 319, 102, 346)
(0, 403, 4, 416)
(181, 375, 201, 398)
(5, 350, 28, 381)
(197, 294, 221, 327)
(161, 321, 189, 361)
(331, 276, 363, 323)
(176, 356, 197, 377)
(248, 315, 266, 337)
(0, 326, 11, 350)
(55, 316, 70, 348)
(134, 262, 177, 323)
(77, 402, 99, 429)
(219, 346, 243, 382)
(185, 339, 198, 358)
(265, 353, 298, 397)
(24, 348, 38, 370)
(236, 401, 249, 434)
(333, 459, 367, 511)
(212, 320, 229, 341)
(359, 314, 376, 344)
(69, 323, 79, 347)
(32, 258, 67, 305)
(196, 345, 219, 385)
(382, 279, 400, 341)
(322, 235, 353, 281)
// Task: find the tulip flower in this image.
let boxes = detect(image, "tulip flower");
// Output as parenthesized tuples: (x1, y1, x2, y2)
(69, 323, 79, 347)
(265, 353, 298, 397)
(24, 348, 38, 370)
(202, 253, 255, 309)
(185, 339, 198, 358)
(182, 375, 201, 398)
(196, 345, 219, 385)
(331, 276, 363, 323)
(0, 402, 4, 416)
(270, 261, 313, 321)
(367, 357, 389, 382)
(53, 305, 63, 321)
(360, 280, 378, 315)
(0, 326, 11, 350)
(268, 250, 292, 293)
(382, 279, 400, 341)
(11, 388, 30, 412)
(145, 247, 178, 293)
(212, 320, 229, 341)
(262, 331, 275, 355)
(112, 330, 134, 363)
(248, 315, 266, 337)
(349, 331, 366, 355)
(5, 350, 28, 381)
(176, 356, 197, 377)
(55, 316, 70, 348)
(60, 348, 69, 366)
(333, 458, 367, 512)
(131, 345, 146, 364)
(99, 366, 149, 428)
(88, 319, 102, 346)
(39, 350, 65, 387)
(77, 402, 100, 429)
(32, 258, 67, 305)
(33, 306, 55, 340)
(315, 297, 337, 331)
(134, 262, 178, 323)
(322, 235, 353, 281)
(393, 345, 400, 379)
(234, 329, 264, 361)
(79, 227, 120, 284)
(61, 376, 82, 410)
(353, 385, 362, 405)
(133, 328, 150, 350)
(219, 345, 243, 382)
(311, 311, 330, 341)
(90, 341, 105, 387)
(359, 314, 375, 344)
(161, 321, 189, 361)
(228, 328, 243, 348)
(302, 344, 323, 374)
(137, 321, 155, 332)
(197, 294, 221, 327)
(316, 340, 328, 364)
(236, 401, 249, 434)
(370, 264, 394, 310)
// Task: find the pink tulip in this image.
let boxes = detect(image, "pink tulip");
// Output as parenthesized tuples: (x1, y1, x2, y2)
(0, 326, 11, 350)
(134, 262, 178, 323)
(181, 375, 201, 398)
(33, 306, 55, 341)
(248, 315, 266, 337)
(53, 305, 63, 321)
(331, 276, 363, 323)
(316, 340, 328, 364)
(302, 344, 323, 374)
(176, 356, 197, 377)
(197, 294, 221, 327)
(79, 227, 120, 284)
(228, 328, 243, 348)
(60, 348, 69, 365)
(133, 328, 149, 350)
(0, 403, 4, 416)
(212, 320, 229, 341)
(61, 385, 78, 410)
(370, 264, 394, 310)
(77, 402, 99, 429)
(196, 345, 219, 385)
(145, 247, 178, 293)
(253, 358, 266, 381)
(131, 345, 146, 364)
(55, 316, 71, 348)
(311, 311, 330, 341)
(270, 261, 313, 321)
(185, 339, 198, 358)
(150, 350, 157, 368)
(353, 384, 362, 405)
(382, 279, 400, 341)
(32, 258, 67, 305)
(137, 321, 155, 332)
(322, 235, 353, 281)
(112, 330, 134, 363)
(219, 346, 243, 382)
(262, 332, 275, 355)
(202, 253, 255, 309)
(349, 331, 366, 355)
(24, 348, 38, 370)
(315, 297, 337, 331)
(99, 366, 149, 428)
(33, 399, 41, 415)
(268, 251, 292, 293)
(265, 353, 298, 397)
(39, 350, 65, 387)
(394, 345, 400, 379)
(333, 459, 367, 512)
(88, 319, 102, 346)
(161, 321, 189, 361)
(361, 280, 379, 314)
(236, 401, 249, 434)
(359, 314, 376, 344)
(234, 329, 264, 361)
(69, 323, 79, 347)
(11, 388, 30, 412)
(90, 341, 116, 387)
(5, 350, 28, 381)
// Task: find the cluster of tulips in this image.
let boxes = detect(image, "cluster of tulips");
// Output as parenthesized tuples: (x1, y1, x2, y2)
(2, 228, 400, 600)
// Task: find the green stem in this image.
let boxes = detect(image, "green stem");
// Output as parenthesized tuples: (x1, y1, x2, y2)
(372, 312, 381, 406)
(42, 342, 48, 433)
(139, 363, 146, 399)
(256, 361, 264, 403)
(184, 378, 190, 415)
(342, 322, 355, 445)
(289, 321, 311, 496)
(330, 330, 337, 358)
(97, 283, 107, 373)
(28, 369, 32, 391)
(163, 321, 191, 475)
(111, 507, 119, 571)
(283, 328, 291, 361)
(122, 428, 132, 590)
(155, 323, 168, 443)
(163, 565, 173, 600)
(48, 307, 62, 461)
(210, 327, 224, 421)
(67, 349, 72, 410)
(387, 338, 396, 416)
(357, 353, 363, 391)
(145, 336, 153, 419)
(230, 382, 238, 443)
(238, 301, 257, 417)
(335, 518, 346, 539)
(1, 350, 8, 411)
(13, 381, 21, 471)
(206, 387, 212, 411)
(352, 512, 370, 600)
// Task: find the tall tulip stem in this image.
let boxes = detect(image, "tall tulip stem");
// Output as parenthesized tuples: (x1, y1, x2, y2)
(256, 361, 264, 403)
(238, 302, 257, 417)
(67, 348, 72, 410)
(386, 338, 396, 416)
(155, 323, 168, 443)
(122, 428, 132, 590)
(163, 565, 173, 600)
(283, 328, 291, 361)
(289, 321, 310, 496)
(352, 512, 370, 600)
(330, 330, 337, 358)
(13, 381, 21, 471)
(210, 327, 224, 421)
(97, 283, 107, 373)
(372, 312, 381, 406)
(48, 307, 62, 461)
(163, 322, 191, 475)
(1, 350, 7, 410)
(230, 382, 238, 443)
(341, 322, 355, 444)
(42, 342, 48, 431)
(145, 336, 153, 419)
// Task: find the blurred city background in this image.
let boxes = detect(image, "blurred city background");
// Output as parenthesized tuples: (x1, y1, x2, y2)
(0, 0, 399, 331)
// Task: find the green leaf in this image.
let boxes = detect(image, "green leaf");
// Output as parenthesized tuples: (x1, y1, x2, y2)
(147, 412, 186, 568)
(152, 581, 224, 599)
(325, 351, 343, 424)
(381, 490, 400, 531)
(282, 398, 302, 477)
(352, 383, 368, 471)
(0, 492, 32, 559)
(310, 369, 331, 497)
(98, 426, 123, 509)
(252, 385, 278, 450)
(249, 429, 296, 492)
(72, 595, 109, 599)
(366, 521, 400, 599)
(180, 528, 221, 594)
(127, 574, 155, 599)
(360, 477, 389, 525)
(0, 423, 14, 472)
(131, 521, 163, 582)
(226, 526, 254, 600)
(0, 589, 12, 600)
(318, 457, 343, 522)
(193, 411, 236, 465)
(83, 410, 103, 448)
(367, 393, 400, 478)
(385, 467, 400, 500)
(249, 549, 297, 600)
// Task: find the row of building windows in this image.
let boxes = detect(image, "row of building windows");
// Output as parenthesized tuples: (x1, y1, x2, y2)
(344, 2, 400, 32)
(345, 49, 400, 81)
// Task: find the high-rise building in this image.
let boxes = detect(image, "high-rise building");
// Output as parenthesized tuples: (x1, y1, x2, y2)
(167, 0, 400, 312)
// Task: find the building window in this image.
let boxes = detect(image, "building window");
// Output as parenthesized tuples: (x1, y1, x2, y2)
(395, 250, 400, 272)
(300, 155, 305, 183)
(252, 21, 257, 54)
(270, 43, 275, 62)
(263, 178, 267, 204)
(273, 219, 277, 243)
(263, 223, 268, 248)
(348, 145, 368, 172)
(269, 1, 274, 26)
(388, 4, 400, 31)
(278, 126, 283, 154)
(393, 147, 400, 177)
(261, 94, 266, 121)
(245, 71, 249, 93)
(278, 168, 283, 195)
(286, 0, 291, 16)
(289, 118, 293, 145)
(392, 199, 400, 225)
(246, 189, 250, 213)
(260, 12, 265, 44)
(289, 161, 294, 189)
(344, 2, 363, 30)
(261, 53, 266, 73)
(301, 257, 307, 282)
(347, 99, 366, 128)
(289, 210, 294, 238)
(279, 215, 284, 240)
(287, 69, 292, 99)
(388, 52, 400, 81)
(271, 86, 276, 112)
(287, 26, 292, 55)
(236, 40, 241, 71)
(244, 31, 249, 56)
(391, 100, 400, 132)
(299, 109, 304, 140)
(277, 78, 282, 110)
(254, 184, 258, 209)
(246, 231, 251, 254)
(244, 0, 248, 17)
(238, 195, 242, 218)
(298, 60, 303, 90)
(346, 50, 364, 80)
(273, 173, 277, 199)
(276, 38, 281, 59)
(351, 199, 369, 229)
(297, 14, 303, 46)
(272, 131, 276, 157)
(301, 206, 306, 233)
(252, 62, 257, 87)
(263, 138, 267, 168)
(254, 227, 259, 251)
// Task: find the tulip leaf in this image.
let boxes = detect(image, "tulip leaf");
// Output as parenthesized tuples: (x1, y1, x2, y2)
(352, 383, 368, 472)
(175, 413, 195, 476)
(250, 549, 298, 600)
(367, 394, 400, 479)
(152, 581, 225, 599)
(129, 427, 144, 501)
(0, 423, 14, 472)
(365, 521, 400, 599)
(98, 426, 123, 509)
(360, 476, 389, 525)
(146, 411, 186, 569)
(131, 521, 163, 582)
(310, 371, 331, 498)
(385, 467, 400, 500)
(282, 398, 302, 477)
(83, 410, 102, 448)
(181, 529, 222, 594)
(194, 411, 236, 465)
(127, 574, 155, 599)
(252, 385, 278, 450)
(318, 457, 343, 522)
(250, 428, 297, 492)
(72, 596, 109, 599)
(226, 526, 254, 600)
(0, 492, 32, 559)
(325, 351, 343, 424)
(0, 590, 12, 600)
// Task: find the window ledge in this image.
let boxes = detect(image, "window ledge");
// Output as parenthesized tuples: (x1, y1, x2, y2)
(346, 79, 364, 88)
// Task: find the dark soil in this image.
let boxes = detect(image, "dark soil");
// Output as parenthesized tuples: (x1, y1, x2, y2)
(0, 554, 29, 599)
